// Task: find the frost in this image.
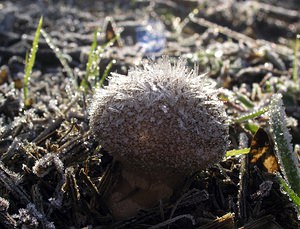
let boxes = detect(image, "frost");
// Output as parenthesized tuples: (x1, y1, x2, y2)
(32, 153, 64, 177)
(89, 57, 229, 176)
(13, 208, 39, 228)
(269, 93, 300, 194)
(0, 161, 23, 185)
(0, 196, 9, 211)
(159, 104, 169, 113)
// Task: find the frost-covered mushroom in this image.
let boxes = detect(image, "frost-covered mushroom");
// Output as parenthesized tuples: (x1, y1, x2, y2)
(89, 57, 229, 219)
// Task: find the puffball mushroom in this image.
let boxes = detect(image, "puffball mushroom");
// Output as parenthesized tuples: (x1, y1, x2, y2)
(89, 57, 229, 220)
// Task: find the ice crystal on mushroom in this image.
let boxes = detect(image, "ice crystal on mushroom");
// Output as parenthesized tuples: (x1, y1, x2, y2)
(89, 57, 228, 177)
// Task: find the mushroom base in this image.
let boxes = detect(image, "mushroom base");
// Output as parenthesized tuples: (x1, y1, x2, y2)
(106, 167, 184, 220)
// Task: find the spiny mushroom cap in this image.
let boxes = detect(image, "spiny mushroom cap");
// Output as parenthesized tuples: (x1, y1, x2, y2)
(89, 57, 228, 177)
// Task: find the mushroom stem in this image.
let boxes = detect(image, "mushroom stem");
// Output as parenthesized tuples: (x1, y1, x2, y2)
(107, 167, 184, 220)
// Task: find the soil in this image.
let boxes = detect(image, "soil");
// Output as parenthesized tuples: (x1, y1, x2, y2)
(0, 0, 300, 228)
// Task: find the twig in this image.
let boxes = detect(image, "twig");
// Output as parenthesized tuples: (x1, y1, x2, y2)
(149, 214, 195, 229)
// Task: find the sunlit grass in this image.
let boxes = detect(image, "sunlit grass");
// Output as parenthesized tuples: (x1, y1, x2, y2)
(81, 31, 120, 93)
(24, 16, 43, 107)
(81, 30, 99, 92)
(41, 28, 76, 88)
(235, 92, 254, 109)
(278, 176, 300, 214)
(234, 106, 269, 123)
(269, 94, 300, 195)
(226, 148, 250, 157)
(98, 59, 115, 88)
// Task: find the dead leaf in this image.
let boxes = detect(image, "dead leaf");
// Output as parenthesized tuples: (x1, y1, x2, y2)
(249, 128, 279, 173)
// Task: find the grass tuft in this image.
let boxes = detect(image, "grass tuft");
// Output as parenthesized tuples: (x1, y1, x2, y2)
(81, 33, 120, 92)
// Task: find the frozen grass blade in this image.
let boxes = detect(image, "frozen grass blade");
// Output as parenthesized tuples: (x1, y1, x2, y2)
(236, 92, 254, 109)
(87, 30, 99, 77)
(40, 28, 76, 87)
(98, 59, 115, 88)
(234, 106, 269, 123)
(278, 176, 300, 214)
(269, 94, 300, 194)
(226, 148, 250, 157)
(81, 30, 99, 92)
(81, 33, 120, 92)
(94, 35, 120, 88)
(24, 16, 43, 106)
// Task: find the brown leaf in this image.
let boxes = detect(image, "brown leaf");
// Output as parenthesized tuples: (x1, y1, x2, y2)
(249, 128, 279, 173)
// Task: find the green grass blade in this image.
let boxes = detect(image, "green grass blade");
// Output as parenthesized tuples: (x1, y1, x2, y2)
(40, 28, 76, 87)
(98, 59, 115, 88)
(99, 34, 120, 51)
(81, 33, 120, 92)
(269, 94, 300, 194)
(80, 30, 99, 92)
(24, 16, 43, 106)
(234, 106, 269, 123)
(93, 36, 119, 88)
(25, 51, 29, 70)
(89, 30, 98, 67)
(243, 122, 259, 134)
(226, 148, 250, 157)
(236, 92, 254, 109)
(278, 176, 300, 213)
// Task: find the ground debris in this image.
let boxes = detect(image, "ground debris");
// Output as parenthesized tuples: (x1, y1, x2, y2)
(0, 0, 299, 228)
